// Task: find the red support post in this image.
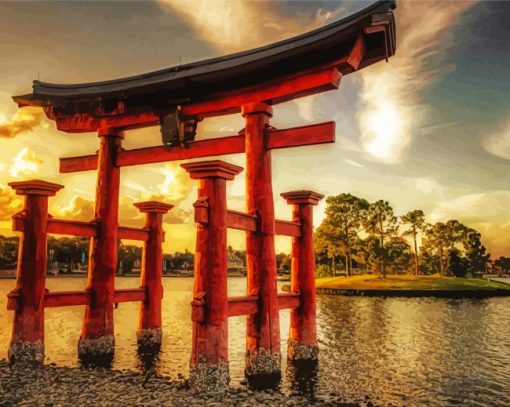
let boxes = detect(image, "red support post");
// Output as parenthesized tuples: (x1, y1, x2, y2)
(182, 160, 243, 393)
(281, 190, 324, 363)
(78, 129, 123, 365)
(133, 201, 173, 352)
(242, 102, 281, 384)
(7, 180, 63, 365)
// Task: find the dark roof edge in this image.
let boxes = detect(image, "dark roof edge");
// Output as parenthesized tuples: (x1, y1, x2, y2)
(26, 0, 395, 97)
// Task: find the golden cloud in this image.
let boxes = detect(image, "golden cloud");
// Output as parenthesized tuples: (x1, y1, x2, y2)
(0, 184, 23, 222)
(0, 107, 45, 139)
(9, 147, 43, 177)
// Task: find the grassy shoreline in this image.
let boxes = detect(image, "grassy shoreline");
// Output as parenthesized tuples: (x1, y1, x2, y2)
(313, 274, 510, 297)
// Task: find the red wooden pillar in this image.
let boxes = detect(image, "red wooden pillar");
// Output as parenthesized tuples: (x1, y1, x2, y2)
(134, 201, 173, 352)
(281, 190, 324, 362)
(242, 102, 281, 382)
(79, 129, 123, 365)
(7, 180, 63, 365)
(182, 160, 243, 392)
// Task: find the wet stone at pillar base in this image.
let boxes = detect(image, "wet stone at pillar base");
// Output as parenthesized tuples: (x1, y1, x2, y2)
(77, 335, 115, 366)
(8, 340, 44, 366)
(189, 354, 230, 393)
(137, 328, 162, 353)
(287, 338, 319, 362)
(245, 348, 282, 389)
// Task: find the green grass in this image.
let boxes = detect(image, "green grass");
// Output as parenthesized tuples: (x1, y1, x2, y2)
(315, 274, 510, 291)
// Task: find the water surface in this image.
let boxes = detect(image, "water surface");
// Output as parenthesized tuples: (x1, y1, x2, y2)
(1, 277, 509, 406)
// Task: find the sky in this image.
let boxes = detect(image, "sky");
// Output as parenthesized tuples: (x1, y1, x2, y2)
(0, 0, 510, 257)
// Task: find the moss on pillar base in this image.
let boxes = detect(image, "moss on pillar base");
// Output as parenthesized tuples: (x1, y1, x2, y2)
(189, 355, 230, 393)
(78, 335, 114, 367)
(8, 340, 44, 367)
(287, 338, 319, 362)
(245, 348, 281, 389)
(137, 329, 162, 354)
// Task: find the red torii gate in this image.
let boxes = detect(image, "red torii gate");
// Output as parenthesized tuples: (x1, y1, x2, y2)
(7, 0, 396, 392)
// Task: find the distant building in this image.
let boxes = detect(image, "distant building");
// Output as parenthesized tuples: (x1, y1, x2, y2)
(227, 254, 245, 275)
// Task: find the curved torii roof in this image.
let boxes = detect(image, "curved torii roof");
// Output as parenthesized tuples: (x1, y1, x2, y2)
(14, 0, 396, 132)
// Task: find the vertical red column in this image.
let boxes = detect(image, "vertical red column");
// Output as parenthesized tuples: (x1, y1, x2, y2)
(134, 201, 174, 353)
(79, 129, 122, 365)
(182, 160, 243, 393)
(242, 102, 281, 384)
(281, 190, 324, 363)
(7, 180, 63, 365)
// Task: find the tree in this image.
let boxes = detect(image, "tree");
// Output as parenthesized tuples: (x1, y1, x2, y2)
(448, 250, 469, 277)
(316, 194, 369, 276)
(464, 228, 489, 275)
(401, 210, 425, 275)
(494, 257, 510, 275)
(363, 200, 398, 278)
(422, 222, 450, 275)
(386, 236, 414, 275)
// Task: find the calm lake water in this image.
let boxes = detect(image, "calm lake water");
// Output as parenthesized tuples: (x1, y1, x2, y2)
(1, 277, 509, 406)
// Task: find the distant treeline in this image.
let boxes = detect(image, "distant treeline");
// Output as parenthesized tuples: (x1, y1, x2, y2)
(0, 236, 291, 274)
(314, 194, 509, 278)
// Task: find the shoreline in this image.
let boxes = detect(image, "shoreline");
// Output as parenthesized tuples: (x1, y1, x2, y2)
(315, 287, 510, 298)
(312, 274, 510, 298)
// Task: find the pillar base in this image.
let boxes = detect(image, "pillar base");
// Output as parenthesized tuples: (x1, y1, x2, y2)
(137, 328, 162, 354)
(245, 348, 281, 389)
(78, 335, 114, 367)
(189, 356, 230, 393)
(8, 340, 44, 366)
(287, 339, 319, 362)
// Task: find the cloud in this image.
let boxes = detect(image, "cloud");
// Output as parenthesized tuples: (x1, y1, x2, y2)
(156, 0, 332, 54)
(345, 159, 364, 168)
(9, 147, 43, 177)
(56, 196, 95, 221)
(0, 184, 23, 222)
(483, 119, 510, 160)
(430, 191, 510, 257)
(404, 177, 441, 195)
(0, 107, 45, 139)
(358, 0, 475, 164)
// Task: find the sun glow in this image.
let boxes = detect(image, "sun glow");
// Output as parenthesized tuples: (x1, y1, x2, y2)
(157, 167, 177, 196)
(362, 101, 404, 161)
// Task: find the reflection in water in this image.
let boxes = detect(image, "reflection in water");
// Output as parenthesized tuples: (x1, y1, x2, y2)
(285, 360, 318, 400)
(1, 277, 509, 406)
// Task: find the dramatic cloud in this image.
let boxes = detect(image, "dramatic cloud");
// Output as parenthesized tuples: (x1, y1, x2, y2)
(0, 184, 23, 222)
(56, 196, 95, 221)
(483, 119, 510, 160)
(358, 1, 475, 163)
(0, 107, 45, 139)
(9, 147, 43, 177)
(156, 0, 332, 54)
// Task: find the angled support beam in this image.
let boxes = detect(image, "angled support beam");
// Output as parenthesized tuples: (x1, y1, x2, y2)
(59, 121, 334, 173)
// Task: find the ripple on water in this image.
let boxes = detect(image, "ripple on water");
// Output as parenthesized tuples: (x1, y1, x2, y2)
(1, 277, 509, 406)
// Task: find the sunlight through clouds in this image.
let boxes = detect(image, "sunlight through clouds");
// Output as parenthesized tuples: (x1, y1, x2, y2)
(358, 1, 475, 164)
